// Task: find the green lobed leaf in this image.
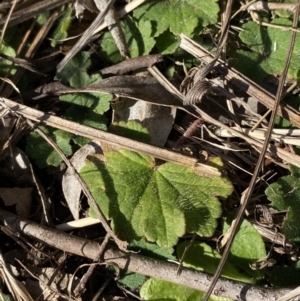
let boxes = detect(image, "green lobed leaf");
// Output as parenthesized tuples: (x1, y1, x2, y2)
(156, 29, 181, 54)
(81, 129, 233, 247)
(26, 52, 111, 167)
(36, 12, 49, 25)
(64, 105, 108, 130)
(51, 7, 73, 47)
(109, 120, 151, 144)
(223, 219, 266, 280)
(231, 19, 300, 83)
(101, 16, 155, 63)
(58, 54, 111, 132)
(56, 51, 91, 87)
(130, 239, 176, 260)
(118, 270, 146, 290)
(265, 173, 300, 242)
(273, 0, 297, 18)
(177, 241, 255, 284)
(133, 0, 220, 36)
(26, 127, 73, 168)
(140, 278, 233, 301)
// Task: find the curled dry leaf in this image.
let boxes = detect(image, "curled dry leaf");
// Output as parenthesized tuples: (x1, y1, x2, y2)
(183, 79, 212, 105)
(100, 54, 163, 75)
(62, 142, 101, 219)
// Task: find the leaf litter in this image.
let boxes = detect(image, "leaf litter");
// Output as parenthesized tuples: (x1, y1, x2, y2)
(0, 1, 300, 301)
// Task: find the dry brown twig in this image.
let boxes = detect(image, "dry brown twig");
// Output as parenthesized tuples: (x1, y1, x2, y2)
(93, 0, 128, 57)
(73, 233, 111, 296)
(202, 1, 300, 299)
(247, 1, 300, 33)
(0, 97, 220, 177)
(0, 249, 34, 301)
(25, 120, 128, 251)
(56, 0, 116, 72)
(0, 208, 295, 301)
(0, 1, 300, 299)
(180, 35, 300, 129)
(0, 0, 70, 27)
(1, 9, 60, 97)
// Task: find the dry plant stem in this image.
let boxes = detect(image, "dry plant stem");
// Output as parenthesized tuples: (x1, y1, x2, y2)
(16, 259, 70, 300)
(0, 18, 35, 94)
(176, 233, 197, 275)
(5, 81, 300, 165)
(247, 1, 299, 12)
(251, 108, 271, 131)
(0, 0, 17, 47)
(252, 224, 291, 247)
(16, 19, 36, 55)
(276, 287, 300, 301)
(173, 119, 203, 150)
(204, 2, 300, 300)
(230, 0, 258, 20)
(147, 66, 184, 101)
(117, 286, 141, 301)
(32, 125, 127, 251)
(101, 54, 163, 75)
(2, 10, 59, 98)
(73, 233, 111, 297)
(94, 0, 128, 57)
(91, 277, 111, 301)
(0, 227, 34, 258)
(56, 0, 116, 72)
(0, 54, 44, 75)
(34, 257, 67, 301)
(0, 208, 293, 301)
(180, 35, 300, 129)
(249, 9, 300, 33)
(0, 0, 70, 27)
(193, 104, 300, 167)
(183, 0, 233, 106)
(93, 0, 148, 34)
(145, 66, 300, 166)
(29, 164, 53, 226)
(0, 98, 220, 177)
(216, 127, 300, 146)
(0, 250, 34, 301)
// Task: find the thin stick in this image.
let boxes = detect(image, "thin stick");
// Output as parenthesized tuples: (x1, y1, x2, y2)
(0, 0, 18, 47)
(0, 0, 70, 27)
(0, 97, 220, 177)
(203, 2, 300, 300)
(57, 0, 116, 72)
(32, 125, 127, 251)
(179, 35, 300, 129)
(0, 208, 293, 301)
(73, 233, 111, 296)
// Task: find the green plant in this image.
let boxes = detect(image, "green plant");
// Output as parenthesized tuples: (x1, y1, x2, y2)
(80, 121, 233, 247)
(26, 52, 112, 168)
